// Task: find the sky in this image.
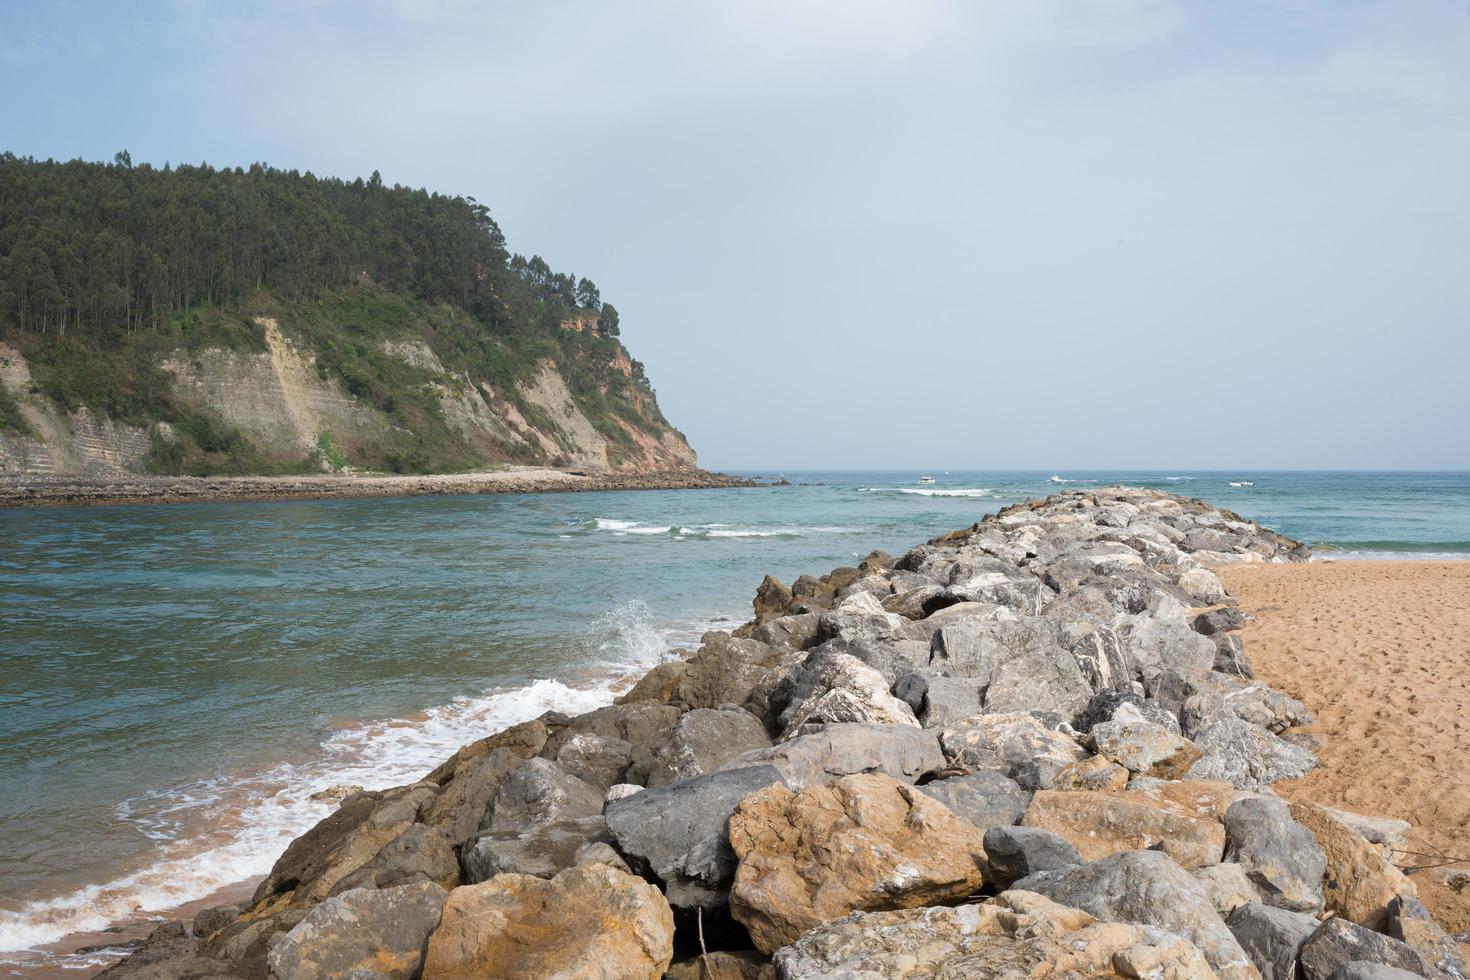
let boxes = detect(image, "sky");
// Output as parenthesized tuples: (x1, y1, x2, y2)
(2, 0, 1467, 470)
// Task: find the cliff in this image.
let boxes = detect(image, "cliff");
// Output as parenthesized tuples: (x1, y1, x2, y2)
(0, 155, 697, 478)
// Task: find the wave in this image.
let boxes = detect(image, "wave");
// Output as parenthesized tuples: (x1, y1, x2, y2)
(1314, 540, 1470, 559)
(0, 602, 713, 958)
(857, 487, 995, 498)
(588, 518, 861, 539)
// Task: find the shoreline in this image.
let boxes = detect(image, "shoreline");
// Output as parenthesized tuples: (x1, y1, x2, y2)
(0, 467, 758, 510)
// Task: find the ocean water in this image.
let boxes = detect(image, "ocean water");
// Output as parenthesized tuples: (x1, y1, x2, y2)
(0, 470, 1466, 969)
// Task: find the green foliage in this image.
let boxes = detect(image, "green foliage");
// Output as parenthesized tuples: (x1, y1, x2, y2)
(0, 380, 30, 436)
(315, 431, 347, 472)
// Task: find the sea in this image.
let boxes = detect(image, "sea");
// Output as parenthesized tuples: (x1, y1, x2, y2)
(1, 470, 1466, 972)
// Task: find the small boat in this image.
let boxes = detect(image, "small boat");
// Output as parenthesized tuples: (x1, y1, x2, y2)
(916, 476, 936, 484)
(1229, 480, 1254, 487)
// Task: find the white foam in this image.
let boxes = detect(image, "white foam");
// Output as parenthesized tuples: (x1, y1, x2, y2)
(0, 601, 717, 957)
(896, 487, 992, 498)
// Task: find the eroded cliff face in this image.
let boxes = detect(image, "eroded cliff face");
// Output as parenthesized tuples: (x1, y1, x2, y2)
(0, 317, 697, 477)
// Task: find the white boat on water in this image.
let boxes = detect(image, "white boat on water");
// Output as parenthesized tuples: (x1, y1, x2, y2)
(917, 475, 936, 484)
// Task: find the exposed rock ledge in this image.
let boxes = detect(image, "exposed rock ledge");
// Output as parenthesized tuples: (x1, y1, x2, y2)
(0, 467, 756, 509)
(97, 488, 1462, 980)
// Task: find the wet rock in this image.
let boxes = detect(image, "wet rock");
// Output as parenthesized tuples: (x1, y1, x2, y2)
(1298, 917, 1431, 980)
(266, 880, 447, 980)
(730, 723, 943, 790)
(727, 773, 988, 954)
(771, 890, 1216, 980)
(1017, 849, 1257, 980)
(1226, 900, 1320, 980)
(1289, 801, 1417, 931)
(1021, 785, 1227, 870)
(420, 865, 674, 980)
(1223, 796, 1327, 913)
(913, 769, 1030, 833)
(982, 826, 1082, 888)
(626, 707, 770, 788)
(1188, 717, 1318, 791)
(617, 659, 687, 704)
(938, 712, 1088, 790)
(604, 764, 787, 909)
(1088, 718, 1202, 778)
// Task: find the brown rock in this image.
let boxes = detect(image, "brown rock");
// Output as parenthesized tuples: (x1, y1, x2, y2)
(753, 574, 793, 621)
(677, 635, 785, 710)
(1050, 755, 1130, 792)
(617, 660, 688, 705)
(421, 865, 674, 979)
(1289, 801, 1417, 931)
(1021, 786, 1228, 870)
(665, 950, 774, 980)
(727, 773, 988, 954)
(424, 718, 549, 784)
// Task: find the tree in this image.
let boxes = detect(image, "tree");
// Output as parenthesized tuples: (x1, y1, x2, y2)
(598, 302, 619, 336)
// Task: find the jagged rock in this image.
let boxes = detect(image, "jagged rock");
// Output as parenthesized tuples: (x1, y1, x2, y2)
(1123, 617, 1218, 688)
(1188, 717, 1317, 790)
(914, 674, 982, 728)
(1223, 682, 1316, 734)
(1387, 894, 1470, 978)
(1021, 785, 1227, 869)
(1298, 917, 1432, 980)
(420, 865, 674, 979)
(1327, 809, 1412, 853)
(928, 616, 1100, 719)
(938, 712, 1089, 790)
(1073, 688, 1181, 735)
(485, 757, 603, 833)
(1049, 754, 1130, 791)
(329, 822, 459, 894)
(1328, 963, 1430, 980)
(1214, 633, 1255, 678)
(542, 702, 684, 757)
(604, 764, 786, 909)
(1017, 849, 1258, 980)
(1223, 796, 1327, 913)
(421, 747, 523, 845)
(617, 659, 687, 704)
(767, 650, 919, 738)
(461, 815, 610, 883)
(754, 574, 794, 620)
(266, 881, 447, 980)
(626, 707, 770, 788)
(1289, 801, 1417, 931)
(771, 890, 1218, 979)
(554, 733, 633, 791)
(1194, 861, 1262, 916)
(666, 950, 774, 980)
(1194, 607, 1249, 636)
(1226, 901, 1321, 980)
(982, 826, 1082, 888)
(913, 770, 1029, 833)
(424, 718, 549, 784)
(727, 773, 988, 954)
(680, 635, 787, 711)
(749, 612, 821, 651)
(1089, 718, 1202, 778)
(604, 782, 643, 804)
(730, 723, 943, 790)
(1182, 691, 1228, 738)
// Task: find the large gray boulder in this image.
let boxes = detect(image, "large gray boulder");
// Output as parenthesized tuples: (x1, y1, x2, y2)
(1188, 717, 1318, 791)
(266, 881, 447, 980)
(1123, 617, 1217, 687)
(1016, 849, 1258, 980)
(541, 701, 684, 756)
(1224, 796, 1328, 913)
(981, 826, 1082, 888)
(929, 616, 1098, 720)
(603, 764, 786, 909)
(767, 649, 919, 738)
(626, 707, 770, 788)
(460, 816, 610, 884)
(1226, 901, 1321, 980)
(729, 723, 943, 790)
(552, 733, 632, 791)
(1298, 917, 1432, 980)
(484, 758, 604, 833)
(913, 770, 1030, 833)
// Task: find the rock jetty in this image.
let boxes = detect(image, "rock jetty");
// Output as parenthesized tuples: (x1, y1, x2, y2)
(99, 487, 1464, 979)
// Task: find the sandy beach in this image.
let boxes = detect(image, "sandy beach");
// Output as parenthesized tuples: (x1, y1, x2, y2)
(1221, 560, 1470, 933)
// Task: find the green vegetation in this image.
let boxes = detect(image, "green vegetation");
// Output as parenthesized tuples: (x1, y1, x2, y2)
(0, 152, 679, 474)
(315, 432, 347, 472)
(0, 380, 30, 436)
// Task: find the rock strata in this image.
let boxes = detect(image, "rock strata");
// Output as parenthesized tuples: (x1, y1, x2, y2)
(101, 488, 1434, 980)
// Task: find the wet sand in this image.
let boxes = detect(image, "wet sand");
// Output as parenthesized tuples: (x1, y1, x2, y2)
(0, 467, 756, 509)
(1221, 560, 1470, 932)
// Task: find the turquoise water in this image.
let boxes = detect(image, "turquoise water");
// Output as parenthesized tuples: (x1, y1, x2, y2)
(0, 470, 1466, 963)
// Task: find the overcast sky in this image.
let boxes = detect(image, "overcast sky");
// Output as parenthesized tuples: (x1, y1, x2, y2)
(3, 1, 1467, 470)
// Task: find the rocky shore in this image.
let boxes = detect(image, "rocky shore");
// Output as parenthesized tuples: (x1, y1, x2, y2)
(0, 467, 756, 509)
(96, 488, 1465, 979)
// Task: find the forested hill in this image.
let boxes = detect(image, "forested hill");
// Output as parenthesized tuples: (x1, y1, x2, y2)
(0, 152, 696, 476)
